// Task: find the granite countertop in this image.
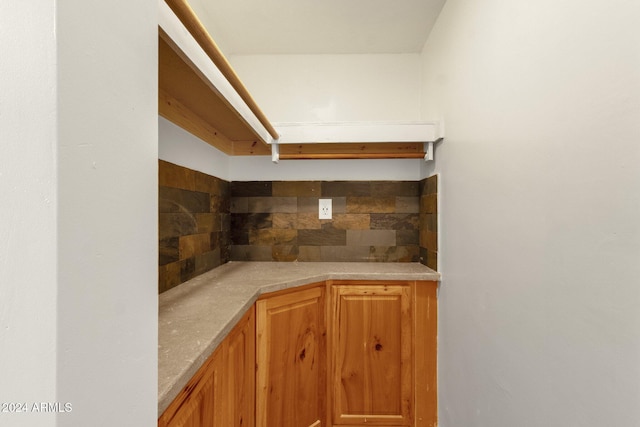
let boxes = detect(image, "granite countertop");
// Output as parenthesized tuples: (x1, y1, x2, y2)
(158, 261, 440, 415)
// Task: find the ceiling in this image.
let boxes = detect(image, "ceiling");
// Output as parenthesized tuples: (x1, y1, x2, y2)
(194, 0, 447, 55)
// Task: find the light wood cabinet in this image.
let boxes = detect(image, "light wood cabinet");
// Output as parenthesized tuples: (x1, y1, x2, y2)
(160, 279, 437, 427)
(256, 284, 327, 427)
(329, 282, 412, 426)
(159, 306, 255, 427)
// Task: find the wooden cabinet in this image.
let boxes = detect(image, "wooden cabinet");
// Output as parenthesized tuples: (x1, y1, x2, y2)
(256, 284, 327, 427)
(160, 279, 437, 427)
(159, 306, 256, 427)
(328, 280, 437, 427)
(329, 282, 412, 426)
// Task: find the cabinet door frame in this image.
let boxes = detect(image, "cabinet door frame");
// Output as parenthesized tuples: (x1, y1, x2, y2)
(256, 283, 327, 427)
(328, 281, 413, 426)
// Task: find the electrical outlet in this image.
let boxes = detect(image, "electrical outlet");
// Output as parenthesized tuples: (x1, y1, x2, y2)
(319, 198, 332, 219)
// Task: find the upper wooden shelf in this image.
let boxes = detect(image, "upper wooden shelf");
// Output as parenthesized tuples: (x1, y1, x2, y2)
(158, 0, 443, 160)
(159, 0, 274, 156)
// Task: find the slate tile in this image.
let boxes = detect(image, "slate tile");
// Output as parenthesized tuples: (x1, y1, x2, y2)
(195, 250, 220, 276)
(297, 213, 322, 230)
(297, 246, 322, 261)
(298, 197, 346, 214)
(330, 214, 370, 230)
(230, 181, 272, 197)
(396, 230, 419, 245)
(272, 245, 299, 262)
(159, 187, 210, 213)
(370, 213, 419, 230)
(347, 197, 396, 214)
(230, 197, 248, 213)
(322, 181, 371, 197)
(159, 160, 195, 191)
(180, 257, 196, 282)
(231, 213, 272, 230)
(396, 197, 420, 214)
(248, 197, 297, 213)
(195, 213, 221, 233)
(249, 229, 297, 246)
(346, 230, 396, 246)
(298, 229, 346, 246)
(318, 246, 372, 262)
(420, 194, 438, 214)
(369, 246, 419, 262)
(230, 245, 273, 261)
(179, 233, 211, 259)
(159, 262, 181, 293)
(272, 213, 298, 229)
(371, 181, 419, 197)
(159, 213, 198, 239)
(273, 181, 321, 197)
(159, 236, 179, 265)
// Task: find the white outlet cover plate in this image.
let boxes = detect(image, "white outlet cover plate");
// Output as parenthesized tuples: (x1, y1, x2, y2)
(319, 198, 332, 219)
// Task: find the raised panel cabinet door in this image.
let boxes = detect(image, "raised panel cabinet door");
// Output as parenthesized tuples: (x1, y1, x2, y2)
(226, 306, 256, 427)
(256, 285, 326, 427)
(159, 347, 226, 427)
(330, 283, 412, 426)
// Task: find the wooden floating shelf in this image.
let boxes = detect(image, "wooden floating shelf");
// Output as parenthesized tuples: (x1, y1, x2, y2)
(158, 0, 443, 160)
(158, 0, 274, 156)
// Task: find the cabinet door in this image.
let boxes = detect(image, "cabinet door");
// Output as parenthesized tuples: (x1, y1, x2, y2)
(330, 283, 412, 426)
(159, 347, 226, 427)
(227, 306, 256, 427)
(256, 285, 326, 427)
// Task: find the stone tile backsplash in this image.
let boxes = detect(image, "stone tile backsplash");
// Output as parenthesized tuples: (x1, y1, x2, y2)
(230, 181, 422, 263)
(159, 161, 438, 293)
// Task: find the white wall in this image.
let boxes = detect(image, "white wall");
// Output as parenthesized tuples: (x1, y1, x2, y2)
(2, 2, 158, 426)
(55, 1, 158, 424)
(159, 117, 231, 181)
(420, 1, 640, 426)
(0, 2, 58, 426)
(231, 53, 422, 123)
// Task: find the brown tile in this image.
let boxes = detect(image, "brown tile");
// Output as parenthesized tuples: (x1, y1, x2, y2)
(346, 230, 396, 246)
(249, 229, 297, 246)
(273, 181, 321, 197)
(396, 230, 419, 246)
(159, 213, 197, 239)
(370, 213, 419, 230)
(159, 187, 210, 213)
(298, 197, 347, 214)
(318, 246, 372, 262)
(210, 195, 229, 213)
(194, 250, 220, 276)
(272, 245, 299, 262)
(230, 245, 273, 261)
(369, 246, 419, 262)
(272, 213, 298, 229)
(248, 197, 297, 213)
(231, 213, 272, 230)
(322, 181, 371, 197)
(297, 213, 322, 230)
(420, 213, 437, 233)
(371, 181, 419, 197)
(396, 197, 419, 213)
(420, 229, 438, 252)
(159, 160, 195, 191)
(420, 194, 438, 214)
(297, 246, 322, 261)
(331, 214, 370, 230)
(179, 233, 211, 259)
(159, 262, 181, 293)
(230, 197, 248, 213)
(230, 181, 272, 197)
(180, 257, 196, 282)
(195, 213, 221, 233)
(159, 237, 179, 265)
(346, 197, 396, 214)
(298, 229, 346, 246)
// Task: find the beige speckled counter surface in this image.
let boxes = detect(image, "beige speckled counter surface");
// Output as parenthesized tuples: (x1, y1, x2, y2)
(158, 261, 440, 415)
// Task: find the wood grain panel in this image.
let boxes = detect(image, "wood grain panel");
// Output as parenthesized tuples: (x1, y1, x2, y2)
(158, 347, 225, 427)
(226, 306, 256, 427)
(414, 281, 438, 427)
(330, 283, 412, 426)
(256, 286, 326, 427)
